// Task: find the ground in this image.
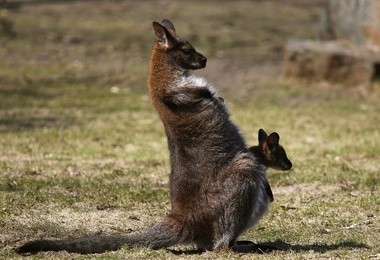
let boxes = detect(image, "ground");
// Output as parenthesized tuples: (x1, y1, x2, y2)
(0, 0, 379, 259)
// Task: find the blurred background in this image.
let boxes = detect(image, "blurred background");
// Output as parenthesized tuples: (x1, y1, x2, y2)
(0, 0, 326, 95)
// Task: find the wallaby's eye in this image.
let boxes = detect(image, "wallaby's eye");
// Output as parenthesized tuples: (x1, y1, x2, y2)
(180, 43, 195, 55)
(181, 48, 192, 55)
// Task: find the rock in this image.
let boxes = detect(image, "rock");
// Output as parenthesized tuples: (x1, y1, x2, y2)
(283, 40, 375, 85)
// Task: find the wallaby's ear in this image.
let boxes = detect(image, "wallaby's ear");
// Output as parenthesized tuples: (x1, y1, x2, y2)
(267, 132, 280, 149)
(258, 128, 268, 144)
(161, 19, 176, 37)
(152, 21, 176, 50)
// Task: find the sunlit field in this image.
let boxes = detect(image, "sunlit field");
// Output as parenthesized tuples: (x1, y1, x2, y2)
(1, 1, 379, 259)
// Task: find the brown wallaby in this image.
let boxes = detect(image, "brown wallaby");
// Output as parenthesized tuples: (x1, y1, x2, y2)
(249, 128, 292, 203)
(16, 19, 275, 255)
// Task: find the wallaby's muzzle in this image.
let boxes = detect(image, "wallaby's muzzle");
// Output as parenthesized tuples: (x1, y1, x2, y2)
(195, 54, 207, 69)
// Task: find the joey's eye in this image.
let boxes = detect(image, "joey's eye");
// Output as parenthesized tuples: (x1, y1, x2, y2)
(182, 48, 192, 55)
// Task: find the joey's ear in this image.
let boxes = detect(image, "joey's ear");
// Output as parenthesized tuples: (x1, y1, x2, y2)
(258, 128, 268, 144)
(267, 132, 280, 149)
(161, 19, 176, 37)
(152, 21, 176, 50)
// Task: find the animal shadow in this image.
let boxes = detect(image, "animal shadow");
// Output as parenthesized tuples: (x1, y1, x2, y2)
(168, 239, 370, 255)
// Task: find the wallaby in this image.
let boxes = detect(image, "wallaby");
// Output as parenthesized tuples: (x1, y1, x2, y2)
(249, 128, 292, 172)
(249, 128, 292, 203)
(16, 19, 275, 255)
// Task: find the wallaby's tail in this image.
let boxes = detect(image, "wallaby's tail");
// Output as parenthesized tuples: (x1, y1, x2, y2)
(15, 218, 185, 254)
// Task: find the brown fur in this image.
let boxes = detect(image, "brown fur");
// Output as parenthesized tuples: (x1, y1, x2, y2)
(249, 128, 293, 203)
(249, 128, 292, 172)
(16, 19, 275, 255)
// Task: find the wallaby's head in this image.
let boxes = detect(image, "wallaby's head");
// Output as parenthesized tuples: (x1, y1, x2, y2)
(152, 19, 207, 70)
(251, 128, 292, 171)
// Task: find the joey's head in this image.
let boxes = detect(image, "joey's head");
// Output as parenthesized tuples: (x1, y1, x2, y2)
(256, 128, 292, 171)
(152, 19, 207, 70)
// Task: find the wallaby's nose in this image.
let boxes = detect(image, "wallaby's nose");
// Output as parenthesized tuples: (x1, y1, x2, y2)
(284, 160, 292, 171)
(200, 56, 207, 67)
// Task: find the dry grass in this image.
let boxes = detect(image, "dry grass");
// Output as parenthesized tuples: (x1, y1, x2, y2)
(1, 0, 379, 259)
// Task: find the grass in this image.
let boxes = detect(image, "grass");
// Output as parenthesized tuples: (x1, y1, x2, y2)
(0, 0, 379, 259)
